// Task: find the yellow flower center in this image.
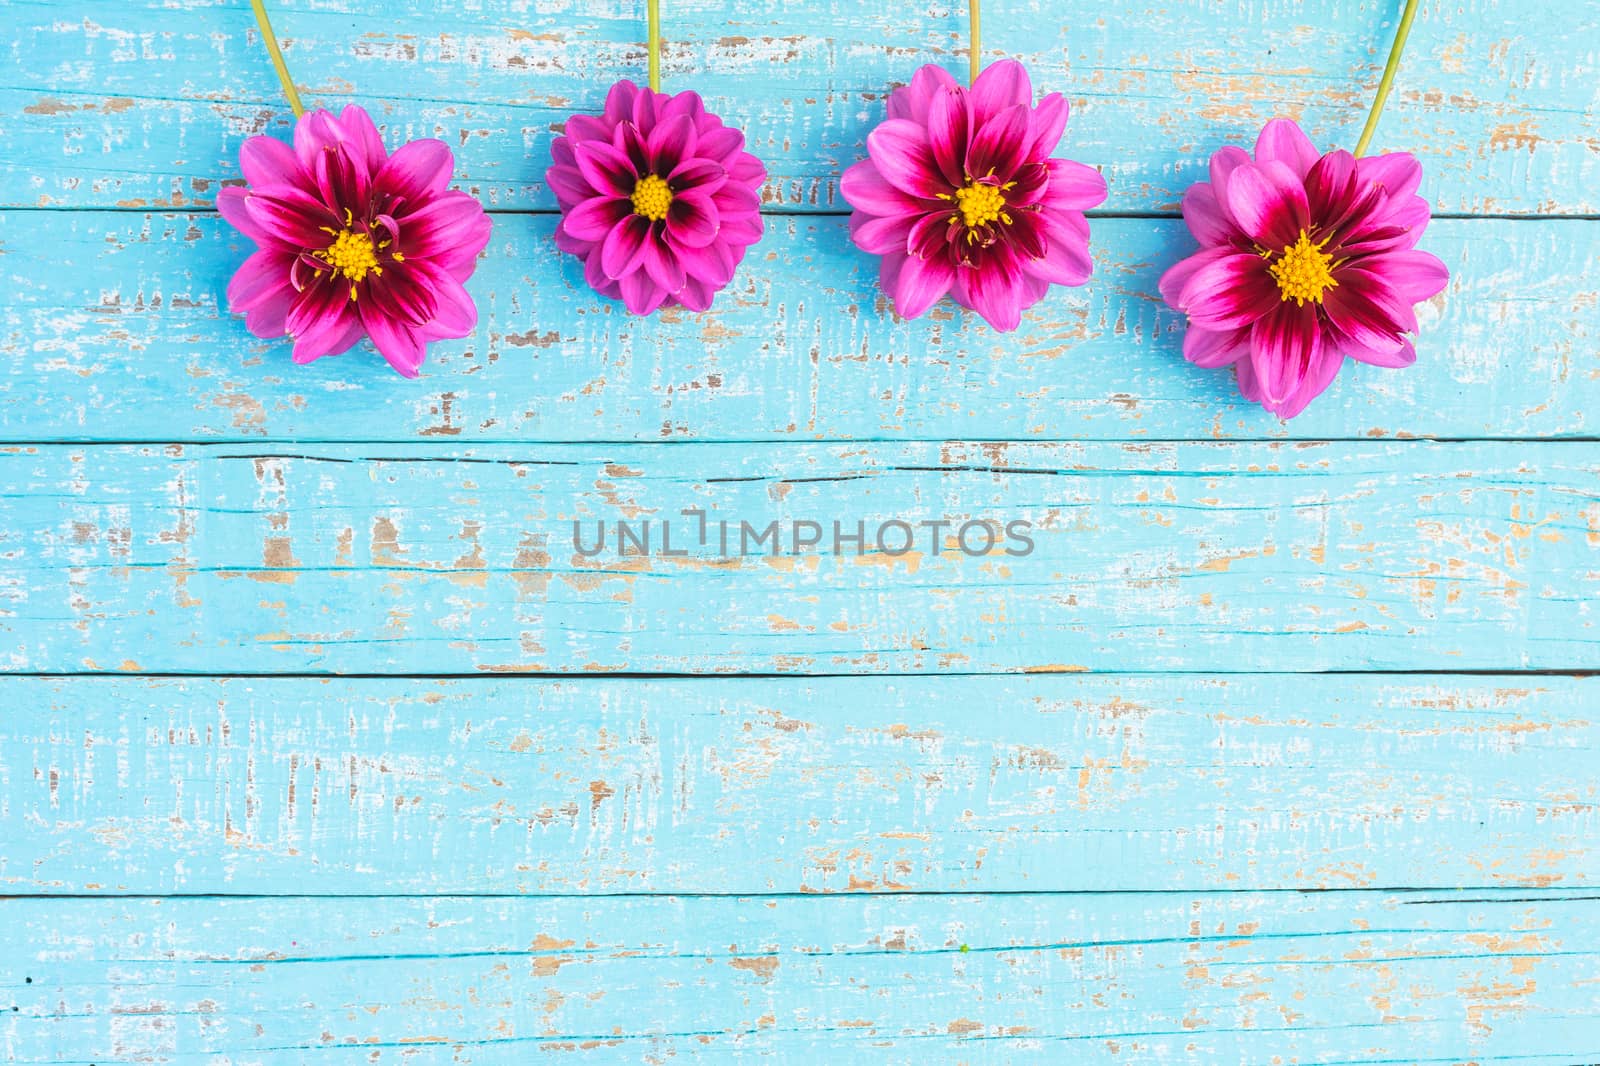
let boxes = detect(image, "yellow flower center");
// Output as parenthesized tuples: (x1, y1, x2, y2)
(953, 181, 1008, 228)
(320, 229, 380, 282)
(1268, 230, 1338, 306)
(631, 174, 673, 222)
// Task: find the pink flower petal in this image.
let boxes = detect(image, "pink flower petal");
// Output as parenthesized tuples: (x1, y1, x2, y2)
(629, 85, 661, 131)
(1234, 350, 1264, 403)
(1267, 348, 1344, 416)
(244, 284, 295, 339)
(666, 191, 721, 249)
(292, 109, 347, 172)
(892, 252, 955, 319)
(227, 248, 295, 312)
(244, 184, 342, 247)
(1177, 252, 1280, 330)
(850, 212, 913, 256)
(1367, 249, 1449, 303)
(364, 262, 438, 328)
(717, 213, 763, 248)
(601, 214, 652, 280)
(400, 192, 493, 259)
(726, 150, 767, 188)
(966, 103, 1029, 182)
(421, 272, 478, 339)
(1254, 118, 1320, 179)
(888, 65, 959, 123)
(562, 114, 610, 146)
(907, 212, 951, 260)
(959, 257, 1024, 332)
(678, 237, 737, 287)
(667, 158, 727, 196)
(647, 114, 697, 173)
(866, 118, 946, 199)
(1209, 145, 1252, 206)
(1342, 334, 1416, 369)
(676, 274, 716, 312)
(618, 268, 670, 316)
(574, 140, 638, 199)
(563, 195, 631, 242)
(287, 279, 358, 357)
(1356, 152, 1423, 203)
(1323, 267, 1414, 347)
(603, 81, 638, 126)
(1041, 159, 1107, 212)
(711, 178, 761, 217)
(969, 59, 1032, 128)
(660, 88, 706, 125)
(1159, 247, 1234, 308)
(697, 125, 745, 166)
(926, 87, 968, 187)
(840, 160, 924, 216)
(643, 241, 687, 294)
(1305, 147, 1356, 211)
(360, 307, 427, 377)
(1004, 162, 1049, 207)
(546, 163, 593, 208)
(1181, 182, 1237, 247)
(337, 104, 389, 174)
(1028, 93, 1068, 159)
(1269, 343, 1345, 418)
(1249, 303, 1322, 407)
(1182, 325, 1250, 369)
(1021, 230, 1093, 286)
(1224, 160, 1310, 249)
(431, 213, 493, 283)
(217, 186, 268, 242)
(239, 135, 304, 189)
(374, 139, 455, 206)
(312, 139, 369, 217)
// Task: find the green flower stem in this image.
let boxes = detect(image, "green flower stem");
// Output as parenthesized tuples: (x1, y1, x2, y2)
(969, 0, 982, 85)
(248, 0, 305, 119)
(647, 0, 661, 93)
(1353, 0, 1420, 158)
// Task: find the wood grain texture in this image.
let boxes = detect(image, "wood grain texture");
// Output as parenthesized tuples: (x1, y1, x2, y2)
(5, 0, 1599, 1058)
(5, 891, 1599, 1062)
(4, 0, 1597, 216)
(1, 441, 1593, 675)
(4, 675, 1595, 895)
(4, 212, 1593, 444)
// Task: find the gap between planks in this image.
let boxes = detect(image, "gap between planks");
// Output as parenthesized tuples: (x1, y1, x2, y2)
(6, 890, 1600, 901)
(5, 206, 1600, 222)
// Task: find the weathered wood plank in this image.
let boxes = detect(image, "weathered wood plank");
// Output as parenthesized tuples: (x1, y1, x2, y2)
(1, 441, 1593, 675)
(4, 891, 1598, 1062)
(3, 675, 1595, 895)
(2, 212, 1593, 443)
(4, 0, 1596, 215)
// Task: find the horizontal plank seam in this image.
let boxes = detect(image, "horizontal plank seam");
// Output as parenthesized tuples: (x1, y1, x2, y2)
(5, 436, 1600, 448)
(3, 205, 1599, 223)
(2, 669, 1594, 680)
(3, 883, 1600, 889)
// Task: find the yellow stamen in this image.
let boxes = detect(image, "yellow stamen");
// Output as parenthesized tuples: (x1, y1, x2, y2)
(312, 229, 382, 299)
(953, 181, 1007, 229)
(1268, 230, 1338, 306)
(630, 174, 673, 222)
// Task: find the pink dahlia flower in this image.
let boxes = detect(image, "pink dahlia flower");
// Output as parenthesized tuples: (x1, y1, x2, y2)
(549, 81, 767, 315)
(1159, 118, 1449, 418)
(840, 60, 1107, 332)
(218, 105, 492, 378)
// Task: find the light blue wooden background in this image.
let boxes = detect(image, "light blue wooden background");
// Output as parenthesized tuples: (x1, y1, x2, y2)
(1, 0, 1597, 1061)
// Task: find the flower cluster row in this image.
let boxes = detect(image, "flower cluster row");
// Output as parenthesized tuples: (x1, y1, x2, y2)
(224, 60, 1446, 419)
